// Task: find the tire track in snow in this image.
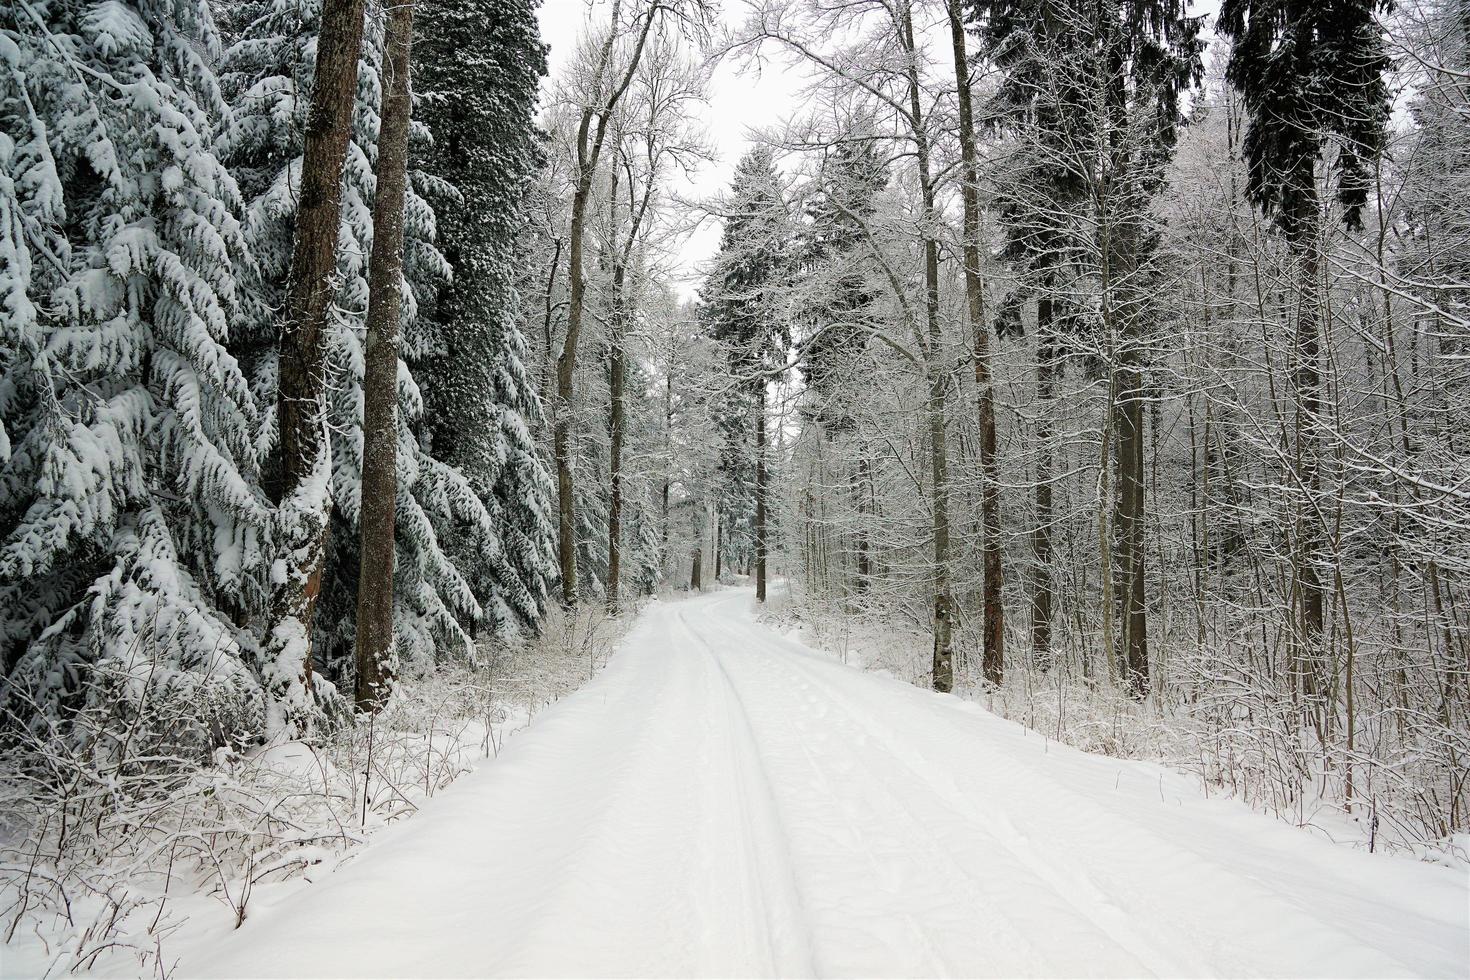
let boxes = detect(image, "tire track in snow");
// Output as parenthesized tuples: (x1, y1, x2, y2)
(665, 605, 818, 977)
(682, 596, 1158, 977)
(677, 605, 968, 977)
(714, 604, 1204, 976)
(705, 591, 1450, 978)
(485, 610, 708, 976)
(186, 589, 1469, 979)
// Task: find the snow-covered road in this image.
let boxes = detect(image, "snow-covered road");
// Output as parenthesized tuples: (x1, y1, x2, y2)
(193, 589, 1469, 978)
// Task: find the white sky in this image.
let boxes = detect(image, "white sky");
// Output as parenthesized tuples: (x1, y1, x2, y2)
(535, 0, 807, 298)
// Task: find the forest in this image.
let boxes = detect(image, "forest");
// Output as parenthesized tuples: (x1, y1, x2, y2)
(1, 0, 1468, 973)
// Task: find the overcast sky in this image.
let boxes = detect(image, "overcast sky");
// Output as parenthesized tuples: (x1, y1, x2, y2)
(535, 0, 809, 298)
(532, 0, 1223, 298)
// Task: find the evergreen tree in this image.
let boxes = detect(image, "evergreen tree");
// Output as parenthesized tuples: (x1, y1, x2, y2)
(979, 0, 1100, 671)
(413, 0, 557, 634)
(797, 139, 886, 597)
(1219, 0, 1391, 668)
(1219, 0, 1391, 238)
(1401, 0, 1469, 340)
(704, 148, 791, 602)
(801, 139, 887, 433)
(710, 381, 756, 578)
(977, 0, 1202, 695)
(219, 0, 488, 698)
(0, 0, 268, 749)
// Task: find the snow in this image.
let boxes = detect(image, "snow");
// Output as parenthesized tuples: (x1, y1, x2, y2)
(186, 589, 1468, 978)
(83, 1, 154, 60)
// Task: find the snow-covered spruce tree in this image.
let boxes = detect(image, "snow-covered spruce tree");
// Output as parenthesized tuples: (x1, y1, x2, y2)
(976, 0, 1202, 696)
(412, 0, 557, 635)
(977, 0, 1098, 671)
(0, 0, 269, 751)
(1400, 0, 1470, 335)
(709, 380, 756, 579)
(703, 148, 793, 602)
(800, 139, 886, 435)
(218, 0, 486, 703)
(1219, 0, 1392, 692)
(627, 499, 663, 595)
(797, 139, 887, 599)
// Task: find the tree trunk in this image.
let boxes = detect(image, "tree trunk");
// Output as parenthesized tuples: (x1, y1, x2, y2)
(947, 0, 1004, 686)
(1289, 176, 1325, 693)
(714, 505, 723, 580)
(554, 180, 590, 606)
(691, 547, 702, 590)
(353, 0, 415, 712)
(606, 260, 628, 613)
(924, 310, 954, 695)
(1101, 22, 1148, 699)
(1108, 200, 1149, 698)
(1114, 354, 1149, 697)
(268, 0, 368, 723)
(1032, 295, 1057, 669)
(661, 366, 672, 575)
(755, 385, 768, 602)
(540, 237, 562, 416)
(898, 0, 953, 693)
(853, 456, 871, 596)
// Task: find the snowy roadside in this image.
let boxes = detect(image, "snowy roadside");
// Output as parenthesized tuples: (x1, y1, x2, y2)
(0, 604, 634, 979)
(756, 581, 1470, 868)
(179, 586, 1470, 979)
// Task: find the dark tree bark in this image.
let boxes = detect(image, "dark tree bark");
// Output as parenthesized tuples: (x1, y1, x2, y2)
(897, 0, 954, 693)
(853, 456, 872, 596)
(268, 0, 368, 716)
(540, 236, 562, 415)
(353, 0, 415, 712)
(1031, 295, 1057, 668)
(1289, 174, 1325, 692)
(1107, 173, 1149, 698)
(554, 179, 590, 604)
(947, 0, 1004, 686)
(714, 508, 722, 580)
(606, 261, 628, 613)
(1099, 15, 1149, 700)
(661, 366, 672, 571)
(1114, 354, 1149, 697)
(603, 140, 656, 613)
(755, 387, 768, 602)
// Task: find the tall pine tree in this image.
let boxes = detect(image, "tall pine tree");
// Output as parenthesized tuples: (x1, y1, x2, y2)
(704, 148, 791, 603)
(220, 0, 491, 705)
(413, 0, 557, 635)
(1219, 0, 1392, 680)
(976, 0, 1202, 695)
